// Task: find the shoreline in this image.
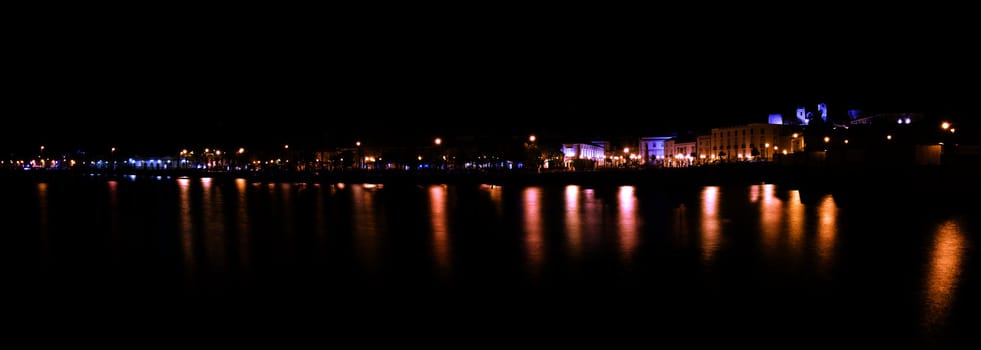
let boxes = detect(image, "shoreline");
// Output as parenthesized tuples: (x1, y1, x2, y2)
(4, 163, 978, 191)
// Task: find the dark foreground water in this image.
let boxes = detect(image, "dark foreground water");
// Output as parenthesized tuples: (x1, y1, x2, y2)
(4, 176, 979, 346)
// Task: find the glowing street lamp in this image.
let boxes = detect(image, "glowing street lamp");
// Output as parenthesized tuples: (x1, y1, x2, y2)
(238, 147, 245, 154)
(823, 136, 830, 143)
(356, 141, 361, 147)
(529, 135, 536, 142)
(284, 144, 289, 150)
(941, 122, 951, 130)
(886, 135, 893, 140)
(434, 137, 442, 146)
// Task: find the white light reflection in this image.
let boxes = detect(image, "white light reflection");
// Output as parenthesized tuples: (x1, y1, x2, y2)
(564, 185, 582, 260)
(700, 186, 721, 265)
(617, 186, 639, 265)
(523, 187, 544, 275)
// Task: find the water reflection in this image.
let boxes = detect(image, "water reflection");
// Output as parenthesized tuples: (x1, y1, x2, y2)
(564, 185, 583, 260)
(617, 186, 639, 265)
(786, 190, 804, 254)
(760, 184, 782, 253)
(177, 178, 195, 277)
(700, 186, 720, 265)
(37, 183, 50, 260)
(351, 184, 381, 271)
(523, 187, 544, 274)
(482, 184, 503, 217)
(235, 178, 251, 269)
(581, 188, 601, 253)
(201, 178, 227, 270)
(816, 195, 837, 273)
(429, 185, 451, 274)
(923, 220, 966, 333)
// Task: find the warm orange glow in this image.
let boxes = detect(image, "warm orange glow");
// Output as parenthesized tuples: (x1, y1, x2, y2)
(238, 147, 245, 154)
(529, 135, 536, 142)
(923, 220, 965, 332)
(887, 135, 893, 140)
(284, 144, 289, 149)
(523, 187, 544, 274)
(37, 183, 50, 253)
(434, 137, 442, 145)
(817, 195, 837, 274)
(429, 185, 451, 274)
(617, 186, 639, 265)
(765, 143, 770, 148)
(701, 186, 721, 265)
(786, 190, 804, 253)
(823, 136, 830, 143)
(564, 185, 582, 260)
(355, 141, 361, 147)
(760, 184, 782, 253)
(941, 121, 950, 130)
(792, 133, 799, 138)
(235, 178, 251, 268)
(623, 147, 629, 153)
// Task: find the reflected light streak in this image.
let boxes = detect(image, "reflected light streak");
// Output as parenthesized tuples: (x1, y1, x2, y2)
(749, 184, 761, 203)
(523, 187, 544, 274)
(786, 190, 805, 253)
(352, 184, 380, 271)
(235, 178, 251, 269)
(429, 185, 451, 274)
(108, 180, 121, 261)
(816, 195, 837, 273)
(700, 186, 721, 265)
(177, 178, 195, 277)
(760, 184, 782, 252)
(564, 185, 582, 260)
(201, 177, 226, 270)
(617, 186, 639, 265)
(483, 184, 503, 217)
(37, 183, 50, 259)
(923, 220, 965, 332)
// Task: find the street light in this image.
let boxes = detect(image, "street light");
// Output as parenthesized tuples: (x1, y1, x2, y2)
(356, 141, 361, 147)
(941, 122, 951, 130)
(434, 137, 442, 146)
(529, 135, 536, 142)
(764, 143, 770, 161)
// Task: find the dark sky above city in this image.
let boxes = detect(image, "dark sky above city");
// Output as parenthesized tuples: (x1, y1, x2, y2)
(6, 5, 979, 153)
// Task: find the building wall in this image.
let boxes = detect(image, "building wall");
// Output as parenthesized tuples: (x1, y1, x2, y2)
(561, 143, 607, 167)
(711, 123, 799, 161)
(639, 136, 672, 165)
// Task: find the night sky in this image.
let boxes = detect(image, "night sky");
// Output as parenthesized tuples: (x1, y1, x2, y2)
(6, 6, 979, 154)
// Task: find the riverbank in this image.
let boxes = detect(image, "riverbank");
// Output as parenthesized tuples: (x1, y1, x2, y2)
(4, 163, 978, 196)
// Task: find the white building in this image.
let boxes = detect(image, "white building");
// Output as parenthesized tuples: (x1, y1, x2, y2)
(561, 143, 607, 168)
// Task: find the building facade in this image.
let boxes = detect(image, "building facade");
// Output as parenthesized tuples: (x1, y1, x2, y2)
(710, 123, 800, 161)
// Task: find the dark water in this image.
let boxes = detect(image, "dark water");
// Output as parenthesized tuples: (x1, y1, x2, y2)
(4, 176, 979, 346)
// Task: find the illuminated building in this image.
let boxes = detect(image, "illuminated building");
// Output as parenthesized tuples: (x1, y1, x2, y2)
(639, 136, 673, 166)
(561, 143, 607, 169)
(711, 123, 799, 161)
